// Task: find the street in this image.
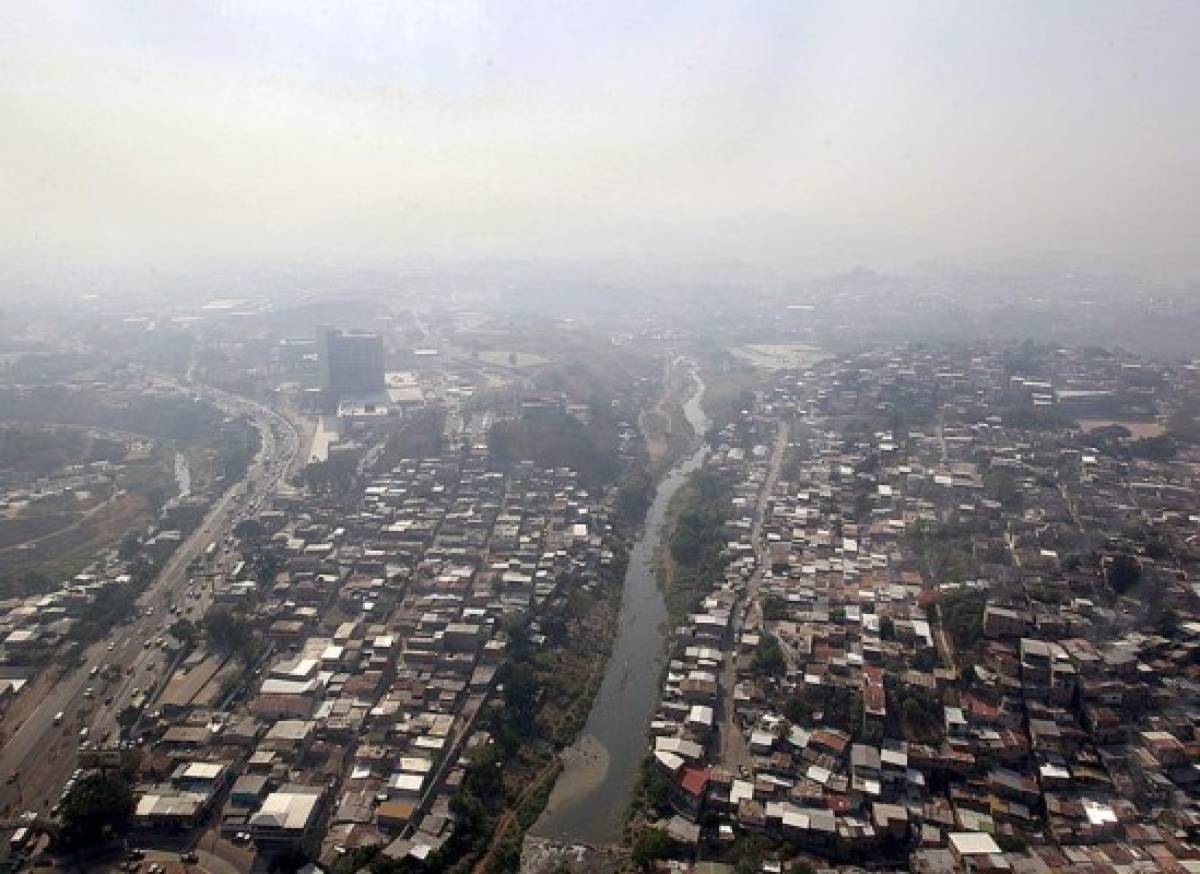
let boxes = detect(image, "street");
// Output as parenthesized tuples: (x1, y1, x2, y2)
(717, 420, 789, 771)
(0, 384, 298, 825)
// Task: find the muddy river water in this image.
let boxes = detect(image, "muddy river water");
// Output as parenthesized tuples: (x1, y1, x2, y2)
(532, 377, 709, 843)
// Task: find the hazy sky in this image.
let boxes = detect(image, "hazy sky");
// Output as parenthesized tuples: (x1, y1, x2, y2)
(2, 1, 1198, 275)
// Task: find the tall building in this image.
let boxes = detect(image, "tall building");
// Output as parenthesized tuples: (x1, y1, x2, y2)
(319, 327, 385, 399)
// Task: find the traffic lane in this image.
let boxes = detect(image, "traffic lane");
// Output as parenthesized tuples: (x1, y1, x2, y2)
(1, 394, 293, 812)
(9, 617, 159, 792)
(0, 668, 97, 813)
(0, 648, 104, 805)
(1, 543, 231, 807)
(11, 640, 168, 810)
(1, 554, 213, 809)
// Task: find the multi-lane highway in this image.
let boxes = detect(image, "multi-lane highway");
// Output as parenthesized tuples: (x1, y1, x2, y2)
(0, 383, 299, 823)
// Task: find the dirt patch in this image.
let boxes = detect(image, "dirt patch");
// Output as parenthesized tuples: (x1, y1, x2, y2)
(731, 343, 825, 370)
(0, 491, 147, 577)
(520, 835, 629, 873)
(0, 512, 83, 549)
(639, 361, 697, 472)
(477, 350, 552, 368)
(536, 733, 611, 821)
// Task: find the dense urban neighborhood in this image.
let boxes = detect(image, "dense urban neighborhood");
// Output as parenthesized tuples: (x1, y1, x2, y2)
(5, 1, 1200, 870)
(624, 345, 1200, 873)
(4, 290, 1200, 874)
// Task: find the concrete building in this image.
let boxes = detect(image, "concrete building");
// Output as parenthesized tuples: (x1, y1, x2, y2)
(249, 785, 326, 851)
(319, 327, 385, 400)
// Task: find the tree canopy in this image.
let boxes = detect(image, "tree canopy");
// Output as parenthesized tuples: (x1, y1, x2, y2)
(203, 608, 256, 661)
(58, 772, 135, 848)
(1107, 553, 1141, 595)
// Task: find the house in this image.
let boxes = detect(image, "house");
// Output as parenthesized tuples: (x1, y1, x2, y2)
(672, 766, 710, 820)
(249, 785, 327, 851)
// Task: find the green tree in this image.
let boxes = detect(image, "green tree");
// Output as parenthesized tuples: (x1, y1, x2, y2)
(899, 693, 942, 743)
(251, 549, 284, 585)
(984, 470, 1022, 511)
(58, 772, 135, 848)
(116, 706, 141, 732)
(762, 596, 789, 621)
(203, 608, 255, 660)
(731, 834, 774, 874)
(614, 469, 655, 530)
(642, 767, 674, 815)
(169, 618, 199, 647)
(234, 518, 265, 540)
(753, 633, 786, 678)
(117, 532, 142, 562)
(1129, 434, 1177, 461)
(631, 828, 674, 870)
(938, 589, 987, 650)
(487, 410, 618, 487)
(268, 847, 313, 874)
(1107, 553, 1141, 595)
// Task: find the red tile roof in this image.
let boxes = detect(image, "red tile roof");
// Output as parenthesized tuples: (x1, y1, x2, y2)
(680, 765, 711, 798)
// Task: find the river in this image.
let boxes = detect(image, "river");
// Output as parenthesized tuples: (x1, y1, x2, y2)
(532, 371, 709, 844)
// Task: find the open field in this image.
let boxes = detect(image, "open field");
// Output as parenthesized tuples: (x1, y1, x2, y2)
(0, 511, 82, 550)
(476, 349, 552, 368)
(0, 491, 147, 578)
(730, 343, 826, 370)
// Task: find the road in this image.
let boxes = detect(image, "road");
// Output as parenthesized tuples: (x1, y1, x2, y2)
(0, 382, 299, 823)
(717, 420, 789, 771)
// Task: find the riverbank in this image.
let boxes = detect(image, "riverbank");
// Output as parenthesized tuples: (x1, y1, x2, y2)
(453, 364, 707, 870)
(654, 467, 734, 625)
(470, 572, 625, 872)
(639, 358, 700, 474)
(529, 371, 709, 846)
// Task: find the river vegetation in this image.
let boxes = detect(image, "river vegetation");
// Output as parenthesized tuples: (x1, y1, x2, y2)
(662, 468, 734, 622)
(334, 554, 629, 874)
(487, 406, 620, 488)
